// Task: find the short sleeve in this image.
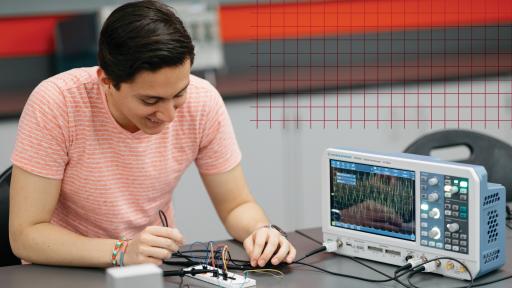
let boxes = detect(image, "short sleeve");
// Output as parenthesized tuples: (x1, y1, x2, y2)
(195, 86, 241, 175)
(11, 80, 70, 179)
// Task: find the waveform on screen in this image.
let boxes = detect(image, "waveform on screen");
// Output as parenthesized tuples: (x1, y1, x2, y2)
(331, 168, 415, 234)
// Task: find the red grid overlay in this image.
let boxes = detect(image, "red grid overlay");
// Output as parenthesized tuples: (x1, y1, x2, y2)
(249, 0, 512, 129)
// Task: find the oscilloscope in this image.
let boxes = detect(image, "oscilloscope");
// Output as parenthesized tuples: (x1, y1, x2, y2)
(322, 148, 506, 280)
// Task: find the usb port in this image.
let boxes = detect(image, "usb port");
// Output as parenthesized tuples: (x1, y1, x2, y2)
(385, 249, 401, 257)
(367, 246, 383, 253)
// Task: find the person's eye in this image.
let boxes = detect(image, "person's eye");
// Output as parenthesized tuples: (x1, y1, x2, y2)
(142, 98, 159, 105)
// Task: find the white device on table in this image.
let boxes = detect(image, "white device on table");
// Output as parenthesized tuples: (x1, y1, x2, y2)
(106, 263, 163, 288)
(184, 264, 256, 288)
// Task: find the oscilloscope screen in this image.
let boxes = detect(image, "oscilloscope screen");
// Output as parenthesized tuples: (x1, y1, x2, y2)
(330, 159, 416, 241)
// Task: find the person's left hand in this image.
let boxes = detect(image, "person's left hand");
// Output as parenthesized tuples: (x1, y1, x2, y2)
(243, 226, 296, 267)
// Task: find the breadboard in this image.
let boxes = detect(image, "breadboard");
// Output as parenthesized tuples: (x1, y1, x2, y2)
(184, 265, 256, 288)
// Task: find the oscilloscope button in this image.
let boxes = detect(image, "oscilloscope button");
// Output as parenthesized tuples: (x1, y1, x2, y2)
(428, 193, 439, 202)
(447, 223, 460, 233)
(428, 208, 440, 219)
(428, 227, 441, 239)
(428, 177, 439, 186)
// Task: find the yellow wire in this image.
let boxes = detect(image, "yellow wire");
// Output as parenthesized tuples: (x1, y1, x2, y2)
(222, 245, 229, 272)
(209, 242, 215, 267)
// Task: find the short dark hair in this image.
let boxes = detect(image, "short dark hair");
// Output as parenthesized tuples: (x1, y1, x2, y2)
(98, 0, 195, 89)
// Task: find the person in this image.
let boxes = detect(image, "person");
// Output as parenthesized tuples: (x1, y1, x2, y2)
(9, 0, 296, 268)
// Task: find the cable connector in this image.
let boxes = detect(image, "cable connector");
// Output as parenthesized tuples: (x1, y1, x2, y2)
(394, 256, 423, 275)
(324, 239, 342, 252)
(407, 257, 424, 268)
(422, 260, 439, 273)
(409, 265, 426, 277)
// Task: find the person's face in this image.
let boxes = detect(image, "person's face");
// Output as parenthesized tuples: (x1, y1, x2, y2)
(97, 59, 191, 135)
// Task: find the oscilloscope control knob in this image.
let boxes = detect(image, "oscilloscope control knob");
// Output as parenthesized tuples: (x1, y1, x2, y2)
(447, 223, 460, 233)
(428, 208, 440, 219)
(428, 177, 439, 186)
(427, 193, 439, 202)
(428, 227, 441, 239)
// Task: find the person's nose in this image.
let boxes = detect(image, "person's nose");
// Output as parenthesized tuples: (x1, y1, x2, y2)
(156, 101, 176, 123)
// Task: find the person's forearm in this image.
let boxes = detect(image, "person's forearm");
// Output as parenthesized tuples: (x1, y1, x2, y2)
(223, 201, 269, 242)
(12, 222, 116, 267)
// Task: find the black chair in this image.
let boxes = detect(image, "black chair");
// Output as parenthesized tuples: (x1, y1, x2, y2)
(404, 130, 512, 202)
(0, 165, 21, 266)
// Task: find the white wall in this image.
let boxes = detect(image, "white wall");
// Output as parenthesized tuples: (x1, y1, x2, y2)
(1, 76, 511, 242)
(0, 119, 18, 173)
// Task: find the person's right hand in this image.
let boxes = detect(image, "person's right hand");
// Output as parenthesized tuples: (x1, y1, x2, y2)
(123, 226, 184, 265)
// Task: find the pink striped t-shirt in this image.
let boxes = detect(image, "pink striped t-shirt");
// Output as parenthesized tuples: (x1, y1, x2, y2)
(11, 67, 241, 239)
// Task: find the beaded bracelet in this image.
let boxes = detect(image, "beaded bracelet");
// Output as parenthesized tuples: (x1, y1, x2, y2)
(111, 237, 128, 266)
(119, 241, 129, 267)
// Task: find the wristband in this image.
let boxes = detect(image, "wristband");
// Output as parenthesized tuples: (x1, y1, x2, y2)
(119, 241, 129, 267)
(257, 224, 288, 238)
(111, 237, 128, 266)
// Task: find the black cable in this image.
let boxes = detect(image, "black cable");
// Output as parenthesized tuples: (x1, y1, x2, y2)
(159, 209, 168, 227)
(163, 267, 219, 277)
(292, 260, 413, 284)
(295, 230, 322, 245)
(406, 257, 473, 288)
(293, 231, 410, 287)
(347, 256, 411, 288)
(294, 246, 326, 262)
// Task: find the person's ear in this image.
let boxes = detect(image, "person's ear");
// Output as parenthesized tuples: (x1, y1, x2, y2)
(96, 67, 113, 88)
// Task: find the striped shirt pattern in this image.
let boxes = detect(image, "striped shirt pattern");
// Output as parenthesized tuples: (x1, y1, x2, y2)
(12, 67, 241, 239)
